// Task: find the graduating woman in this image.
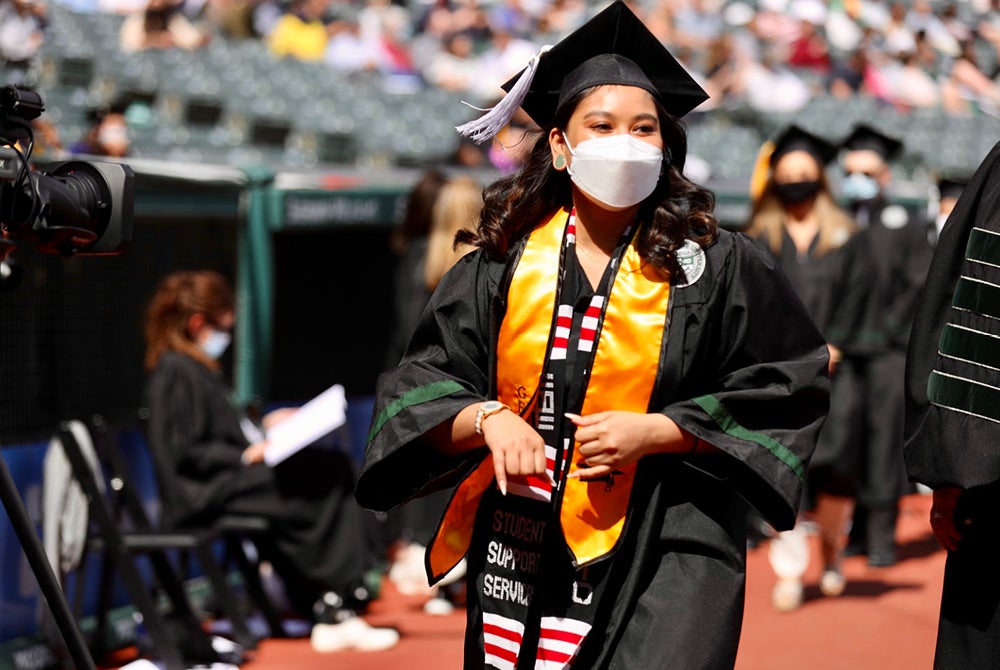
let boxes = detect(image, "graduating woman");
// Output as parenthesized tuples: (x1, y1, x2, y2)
(357, 3, 830, 668)
(745, 125, 881, 611)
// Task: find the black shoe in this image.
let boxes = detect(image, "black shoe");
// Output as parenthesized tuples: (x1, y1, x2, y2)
(843, 542, 867, 557)
(867, 548, 897, 568)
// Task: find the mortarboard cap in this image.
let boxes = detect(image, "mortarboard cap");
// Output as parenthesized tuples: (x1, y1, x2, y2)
(769, 124, 838, 167)
(456, 1, 708, 143)
(937, 173, 970, 200)
(841, 124, 903, 161)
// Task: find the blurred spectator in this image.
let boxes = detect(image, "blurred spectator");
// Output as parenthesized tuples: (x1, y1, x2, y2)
(883, 1, 918, 55)
(324, 18, 380, 73)
(886, 51, 941, 110)
(828, 45, 892, 101)
(907, 0, 961, 56)
(409, 2, 455, 74)
(29, 116, 65, 160)
(673, 0, 725, 53)
(939, 2, 972, 45)
(702, 32, 746, 106)
(744, 46, 812, 113)
(119, 0, 210, 52)
(266, 0, 333, 61)
(0, 0, 47, 83)
(788, 17, 831, 73)
(99, 0, 146, 14)
(750, 0, 799, 57)
(198, 0, 257, 40)
(940, 38, 1000, 114)
(69, 104, 131, 158)
(468, 11, 538, 102)
(357, 0, 415, 75)
(422, 30, 478, 91)
(534, 0, 585, 38)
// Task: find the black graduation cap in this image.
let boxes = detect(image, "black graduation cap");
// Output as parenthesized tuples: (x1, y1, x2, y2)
(769, 124, 838, 167)
(456, 1, 708, 142)
(937, 173, 970, 200)
(841, 124, 903, 161)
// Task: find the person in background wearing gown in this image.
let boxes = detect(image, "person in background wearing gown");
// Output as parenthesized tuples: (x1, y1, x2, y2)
(905, 141, 1000, 669)
(745, 124, 881, 612)
(142, 270, 399, 653)
(384, 174, 482, 615)
(356, 3, 830, 667)
(840, 124, 925, 568)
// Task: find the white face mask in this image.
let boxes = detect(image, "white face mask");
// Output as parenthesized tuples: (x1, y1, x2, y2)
(200, 329, 232, 360)
(565, 134, 664, 210)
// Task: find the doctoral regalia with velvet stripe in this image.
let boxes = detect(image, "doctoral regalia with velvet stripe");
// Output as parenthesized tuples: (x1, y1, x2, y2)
(905, 141, 1000, 669)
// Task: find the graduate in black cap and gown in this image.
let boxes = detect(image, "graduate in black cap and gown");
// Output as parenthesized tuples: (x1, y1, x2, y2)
(839, 124, 926, 567)
(745, 125, 880, 610)
(930, 174, 971, 246)
(905, 141, 1000, 668)
(356, 3, 829, 667)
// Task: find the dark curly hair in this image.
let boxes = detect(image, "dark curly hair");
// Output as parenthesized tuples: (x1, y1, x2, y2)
(456, 87, 718, 280)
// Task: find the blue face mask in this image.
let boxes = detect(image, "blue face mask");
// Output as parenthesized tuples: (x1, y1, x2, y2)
(841, 172, 880, 203)
(200, 329, 232, 360)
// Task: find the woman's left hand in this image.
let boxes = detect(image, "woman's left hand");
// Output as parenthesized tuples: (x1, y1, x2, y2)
(567, 411, 684, 480)
(241, 441, 269, 465)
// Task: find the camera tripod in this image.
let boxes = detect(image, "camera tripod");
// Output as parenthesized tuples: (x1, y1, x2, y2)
(0, 453, 96, 670)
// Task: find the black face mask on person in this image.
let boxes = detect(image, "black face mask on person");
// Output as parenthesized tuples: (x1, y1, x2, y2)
(774, 180, 822, 205)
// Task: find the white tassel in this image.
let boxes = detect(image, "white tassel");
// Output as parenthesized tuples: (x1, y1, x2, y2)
(455, 45, 552, 144)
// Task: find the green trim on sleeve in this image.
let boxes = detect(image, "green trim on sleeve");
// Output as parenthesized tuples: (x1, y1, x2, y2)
(692, 394, 806, 480)
(367, 380, 468, 444)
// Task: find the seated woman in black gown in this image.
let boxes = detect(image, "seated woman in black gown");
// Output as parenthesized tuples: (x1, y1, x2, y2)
(141, 269, 398, 653)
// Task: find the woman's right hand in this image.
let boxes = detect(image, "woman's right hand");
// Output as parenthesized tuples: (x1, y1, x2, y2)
(481, 410, 548, 495)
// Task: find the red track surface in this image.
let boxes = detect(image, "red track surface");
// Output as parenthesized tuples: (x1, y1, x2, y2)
(121, 493, 946, 669)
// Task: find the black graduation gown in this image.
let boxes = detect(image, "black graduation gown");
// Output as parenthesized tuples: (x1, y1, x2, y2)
(143, 351, 375, 615)
(754, 229, 880, 495)
(357, 228, 829, 669)
(853, 200, 932, 506)
(905, 141, 1000, 668)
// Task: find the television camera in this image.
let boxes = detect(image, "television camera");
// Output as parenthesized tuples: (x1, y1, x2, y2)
(0, 84, 134, 258)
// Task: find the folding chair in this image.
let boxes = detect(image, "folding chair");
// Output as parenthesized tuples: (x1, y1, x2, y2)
(54, 420, 255, 670)
(119, 413, 289, 639)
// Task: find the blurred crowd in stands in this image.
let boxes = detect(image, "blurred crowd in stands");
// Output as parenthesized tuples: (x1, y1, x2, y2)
(6, 0, 1000, 123)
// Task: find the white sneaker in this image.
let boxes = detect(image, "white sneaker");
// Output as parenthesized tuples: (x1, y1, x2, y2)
(422, 595, 455, 616)
(389, 543, 433, 596)
(771, 578, 803, 612)
(310, 616, 400, 653)
(819, 569, 846, 597)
